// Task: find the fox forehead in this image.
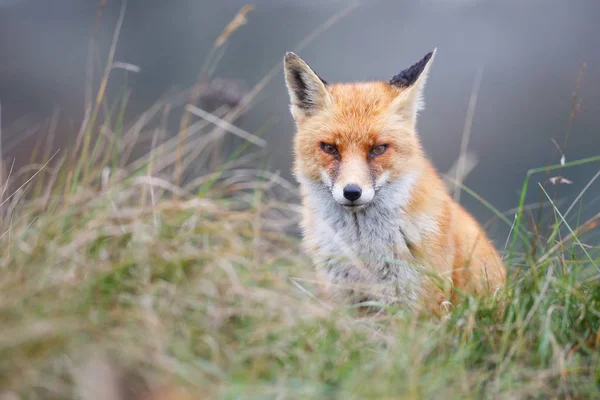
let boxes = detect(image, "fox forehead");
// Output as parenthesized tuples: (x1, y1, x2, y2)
(295, 82, 413, 148)
(328, 82, 399, 111)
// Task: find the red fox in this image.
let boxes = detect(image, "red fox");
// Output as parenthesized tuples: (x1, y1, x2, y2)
(283, 49, 506, 313)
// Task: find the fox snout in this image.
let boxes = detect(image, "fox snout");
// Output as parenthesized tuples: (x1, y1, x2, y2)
(326, 158, 378, 210)
(342, 184, 361, 201)
(331, 180, 375, 209)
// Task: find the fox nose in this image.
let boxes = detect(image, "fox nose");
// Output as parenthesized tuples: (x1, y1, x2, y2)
(343, 184, 362, 201)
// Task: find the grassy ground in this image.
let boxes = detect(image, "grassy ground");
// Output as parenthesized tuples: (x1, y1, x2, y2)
(1, 4, 600, 400)
(1, 139, 599, 400)
(0, 152, 599, 400)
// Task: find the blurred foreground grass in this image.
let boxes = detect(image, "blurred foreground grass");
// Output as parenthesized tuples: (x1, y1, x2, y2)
(1, 3, 600, 399)
(1, 136, 599, 400)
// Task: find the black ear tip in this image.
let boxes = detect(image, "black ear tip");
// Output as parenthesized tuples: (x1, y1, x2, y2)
(422, 50, 434, 64)
(389, 49, 436, 88)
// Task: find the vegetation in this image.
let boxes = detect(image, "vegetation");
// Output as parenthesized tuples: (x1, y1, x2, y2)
(0, 3, 599, 399)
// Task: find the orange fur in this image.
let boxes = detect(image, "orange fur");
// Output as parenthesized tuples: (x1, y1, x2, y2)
(284, 51, 506, 313)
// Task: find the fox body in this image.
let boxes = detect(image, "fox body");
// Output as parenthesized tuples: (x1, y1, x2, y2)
(284, 50, 506, 312)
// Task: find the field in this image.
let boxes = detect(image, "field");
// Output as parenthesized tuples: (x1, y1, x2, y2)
(1, 4, 600, 400)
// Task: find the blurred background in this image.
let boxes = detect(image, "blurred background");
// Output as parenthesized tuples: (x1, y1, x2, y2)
(0, 0, 599, 241)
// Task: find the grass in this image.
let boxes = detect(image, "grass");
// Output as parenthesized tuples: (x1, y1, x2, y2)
(1, 152, 599, 400)
(1, 3, 600, 400)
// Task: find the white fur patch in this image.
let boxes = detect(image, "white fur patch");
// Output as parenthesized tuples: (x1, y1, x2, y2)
(298, 169, 427, 306)
(320, 169, 333, 188)
(375, 170, 391, 187)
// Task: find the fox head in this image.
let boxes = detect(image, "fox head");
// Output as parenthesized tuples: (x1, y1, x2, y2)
(284, 49, 436, 211)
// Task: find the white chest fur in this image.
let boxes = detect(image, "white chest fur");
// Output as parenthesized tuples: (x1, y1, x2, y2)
(299, 173, 435, 305)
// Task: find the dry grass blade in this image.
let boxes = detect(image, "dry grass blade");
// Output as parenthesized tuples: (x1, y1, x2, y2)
(564, 169, 600, 219)
(453, 66, 483, 204)
(214, 4, 254, 48)
(132, 176, 186, 197)
(212, 1, 360, 128)
(176, 5, 254, 186)
(445, 151, 478, 191)
(539, 211, 600, 263)
(93, 0, 127, 119)
(75, 0, 127, 160)
(1, 159, 15, 201)
(185, 104, 267, 148)
(538, 182, 598, 270)
(0, 149, 60, 209)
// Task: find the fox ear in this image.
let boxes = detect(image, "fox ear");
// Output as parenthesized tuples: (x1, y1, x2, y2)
(389, 49, 437, 121)
(284, 52, 330, 121)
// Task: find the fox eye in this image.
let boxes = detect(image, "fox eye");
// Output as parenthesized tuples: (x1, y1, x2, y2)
(321, 142, 339, 156)
(369, 144, 388, 157)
